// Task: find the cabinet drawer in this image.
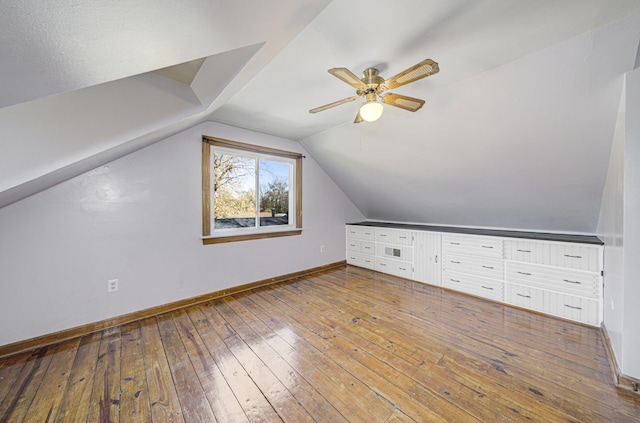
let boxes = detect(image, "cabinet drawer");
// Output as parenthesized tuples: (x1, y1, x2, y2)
(507, 284, 544, 311)
(393, 261, 413, 279)
(504, 239, 601, 272)
(346, 225, 375, 241)
(507, 284, 600, 326)
(375, 228, 413, 246)
(360, 241, 375, 254)
(506, 262, 601, 299)
(442, 252, 504, 280)
(347, 240, 374, 254)
(376, 243, 413, 261)
(442, 234, 503, 258)
(346, 239, 361, 252)
(347, 252, 374, 270)
(550, 293, 600, 326)
(442, 271, 504, 302)
(375, 258, 412, 279)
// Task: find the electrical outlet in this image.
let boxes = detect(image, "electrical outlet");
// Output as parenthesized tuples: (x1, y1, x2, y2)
(108, 279, 119, 293)
(320, 245, 325, 253)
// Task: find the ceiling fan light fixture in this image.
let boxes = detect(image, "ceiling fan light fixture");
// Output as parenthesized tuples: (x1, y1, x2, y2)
(359, 94, 383, 122)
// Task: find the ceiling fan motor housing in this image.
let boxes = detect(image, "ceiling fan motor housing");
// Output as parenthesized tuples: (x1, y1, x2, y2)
(360, 68, 384, 95)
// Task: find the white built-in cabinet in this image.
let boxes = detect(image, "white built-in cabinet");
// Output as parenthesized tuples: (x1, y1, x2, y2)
(442, 234, 505, 302)
(373, 228, 413, 279)
(346, 224, 604, 326)
(346, 226, 375, 270)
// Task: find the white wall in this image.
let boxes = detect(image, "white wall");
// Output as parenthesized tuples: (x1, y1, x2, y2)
(0, 121, 363, 346)
(622, 67, 640, 377)
(597, 83, 626, 366)
(599, 68, 640, 379)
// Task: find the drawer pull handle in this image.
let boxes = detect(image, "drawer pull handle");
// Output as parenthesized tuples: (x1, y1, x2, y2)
(435, 255, 438, 264)
(482, 265, 494, 269)
(450, 242, 460, 245)
(481, 245, 494, 249)
(451, 260, 461, 264)
(380, 263, 387, 266)
(563, 279, 582, 285)
(564, 305, 582, 310)
(399, 267, 407, 271)
(450, 279, 460, 283)
(516, 293, 531, 298)
(517, 271, 532, 276)
(481, 286, 494, 290)
(564, 254, 582, 259)
(517, 249, 532, 253)
(365, 232, 371, 235)
(399, 236, 407, 239)
(365, 260, 372, 263)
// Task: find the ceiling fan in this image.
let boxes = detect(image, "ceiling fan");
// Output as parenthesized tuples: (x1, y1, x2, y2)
(309, 58, 439, 123)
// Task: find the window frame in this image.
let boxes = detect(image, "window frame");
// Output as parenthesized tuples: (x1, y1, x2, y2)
(202, 136, 302, 244)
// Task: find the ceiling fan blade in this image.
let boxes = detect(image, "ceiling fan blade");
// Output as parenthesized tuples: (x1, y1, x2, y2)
(328, 68, 368, 90)
(309, 96, 358, 113)
(354, 109, 363, 124)
(381, 93, 426, 112)
(380, 59, 439, 91)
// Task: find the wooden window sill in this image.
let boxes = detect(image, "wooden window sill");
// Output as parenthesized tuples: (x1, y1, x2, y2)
(202, 229, 302, 245)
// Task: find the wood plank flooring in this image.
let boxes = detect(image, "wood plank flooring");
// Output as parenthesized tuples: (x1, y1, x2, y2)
(1, 265, 639, 422)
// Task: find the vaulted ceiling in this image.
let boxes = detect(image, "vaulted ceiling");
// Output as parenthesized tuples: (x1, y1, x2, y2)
(1, 0, 640, 233)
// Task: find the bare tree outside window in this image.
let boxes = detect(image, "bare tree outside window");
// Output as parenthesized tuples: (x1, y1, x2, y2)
(212, 153, 256, 228)
(260, 178, 289, 216)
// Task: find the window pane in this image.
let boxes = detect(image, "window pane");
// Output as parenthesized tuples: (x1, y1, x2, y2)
(212, 152, 256, 229)
(259, 159, 290, 227)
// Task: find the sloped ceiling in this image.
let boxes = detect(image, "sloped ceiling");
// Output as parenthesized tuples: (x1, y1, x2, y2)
(303, 16, 640, 232)
(1, 0, 640, 234)
(0, 0, 331, 206)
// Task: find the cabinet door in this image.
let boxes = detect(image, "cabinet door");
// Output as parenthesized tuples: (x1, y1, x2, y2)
(413, 232, 442, 285)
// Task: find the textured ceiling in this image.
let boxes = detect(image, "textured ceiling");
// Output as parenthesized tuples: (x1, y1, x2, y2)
(1, 0, 640, 233)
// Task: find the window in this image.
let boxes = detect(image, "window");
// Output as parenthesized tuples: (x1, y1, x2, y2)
(202, 136, 302, 244)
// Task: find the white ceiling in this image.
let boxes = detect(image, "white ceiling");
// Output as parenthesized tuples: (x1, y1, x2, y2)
(1, 0, 640, 232)
(212, 0, 640, 140)
(0, 0, 331, 205)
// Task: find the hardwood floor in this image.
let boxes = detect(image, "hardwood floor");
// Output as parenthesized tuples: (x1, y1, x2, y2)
(1, 265, 639, 422)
